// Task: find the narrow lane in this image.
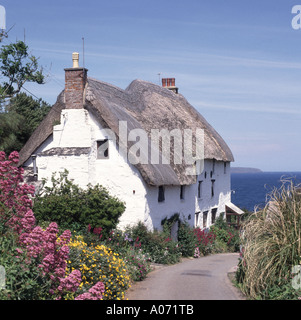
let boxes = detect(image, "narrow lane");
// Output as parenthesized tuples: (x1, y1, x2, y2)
(125, 253, 244, 300)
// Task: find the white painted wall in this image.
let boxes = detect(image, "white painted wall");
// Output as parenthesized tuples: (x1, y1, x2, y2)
(25, 108, 232, 232)
(144, 160, 231, 230)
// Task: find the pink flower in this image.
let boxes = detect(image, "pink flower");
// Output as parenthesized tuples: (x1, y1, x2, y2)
(21, 210, 36, 232)
(75, 282, 105, 300)
(57, 270, 81, 293)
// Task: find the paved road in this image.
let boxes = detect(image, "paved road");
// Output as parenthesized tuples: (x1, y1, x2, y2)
(125, 253, 244, 300)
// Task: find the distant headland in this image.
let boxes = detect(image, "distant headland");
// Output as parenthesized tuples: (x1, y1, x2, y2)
(231, 167, 263, 174)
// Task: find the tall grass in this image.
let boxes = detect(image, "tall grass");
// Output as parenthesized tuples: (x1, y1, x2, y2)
(239, 179, 301, 299)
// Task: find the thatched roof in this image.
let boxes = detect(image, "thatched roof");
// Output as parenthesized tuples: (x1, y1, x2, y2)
(18, 77, 234, 186)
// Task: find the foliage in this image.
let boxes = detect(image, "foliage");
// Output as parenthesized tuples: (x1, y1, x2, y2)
(0, 93, 51, 154)
(0, 151, 35, 234)
(126, 222, 182, 264)
(84, 226, 152, 282)
(0, 41, 44, 99)
(0, 38, 48, 155)
(0, 152, 105, 300)
(237, 180, 301, 300)
(124, 248, 152, 281)
(210, 213, 240, 253)
(67, 235, 131, 300)
(177, 220, 197, 257)
(0, 230, 51, 300)
(193, 228, 216, 256)
(33, 170, 126, 237)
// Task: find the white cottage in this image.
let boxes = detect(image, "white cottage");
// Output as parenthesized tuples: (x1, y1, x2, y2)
(19, 53, 243, 231)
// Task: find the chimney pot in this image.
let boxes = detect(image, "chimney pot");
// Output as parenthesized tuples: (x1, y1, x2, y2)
(161, 78, 178, 94)
(72, 52, 79, 68)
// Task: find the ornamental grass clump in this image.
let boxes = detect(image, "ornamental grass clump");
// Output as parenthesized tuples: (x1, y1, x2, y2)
(237, 180, 301, 300)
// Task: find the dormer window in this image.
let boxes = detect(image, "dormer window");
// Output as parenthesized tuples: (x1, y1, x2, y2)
(97, 139, 109, 159)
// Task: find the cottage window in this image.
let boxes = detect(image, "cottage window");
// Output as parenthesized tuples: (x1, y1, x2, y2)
(198, 181, 202, 199)
(224, 162, 227, 174)
(195, 212, 200, 227)
(97, 139, 109, 159)
(211, 208, 217, 224)
(158, 186, 165, 202)
(180, 185, 185, 200)
(203, 211, 208, 228)
(211, 179, 215, 198)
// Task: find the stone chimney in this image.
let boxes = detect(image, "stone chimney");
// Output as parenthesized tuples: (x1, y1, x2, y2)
(162, 78, 178, 94)
(64, 52, 88, 109)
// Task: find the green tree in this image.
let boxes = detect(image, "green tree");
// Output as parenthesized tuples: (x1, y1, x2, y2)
(0, 93, 51, 154)
(0, 40, 44, 99)
(0, 38, 47, 154)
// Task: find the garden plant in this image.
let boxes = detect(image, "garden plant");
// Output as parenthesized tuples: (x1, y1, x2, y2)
(236, 180, 301, 300)
(0, 151, 243, 300)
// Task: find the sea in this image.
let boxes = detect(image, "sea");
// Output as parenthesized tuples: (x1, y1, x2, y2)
(231, 172, 301, 212)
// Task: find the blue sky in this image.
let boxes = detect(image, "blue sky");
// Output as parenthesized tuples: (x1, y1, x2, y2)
(1, 0, 301, 171)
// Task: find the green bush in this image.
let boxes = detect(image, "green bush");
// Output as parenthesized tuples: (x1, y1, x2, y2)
(33, 170, 125, 236)
(177, 221, 197, 257)
(126, 222, 182, 264)
(0, 231, 51, 300)
(123, 248, 152, 281)
(210, 213, 240, 253)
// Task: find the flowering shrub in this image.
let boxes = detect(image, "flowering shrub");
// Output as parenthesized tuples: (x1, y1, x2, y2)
(0, 152, 105, 300)
(67, 235, 131, 300)
(126, 222, 182, 264)
(0, 151, 35, 235)
(194, 247, 201, 258)
(193, 228, 216, 256)
(124, 248, 152, 281)
(85, 226, 152, 282)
